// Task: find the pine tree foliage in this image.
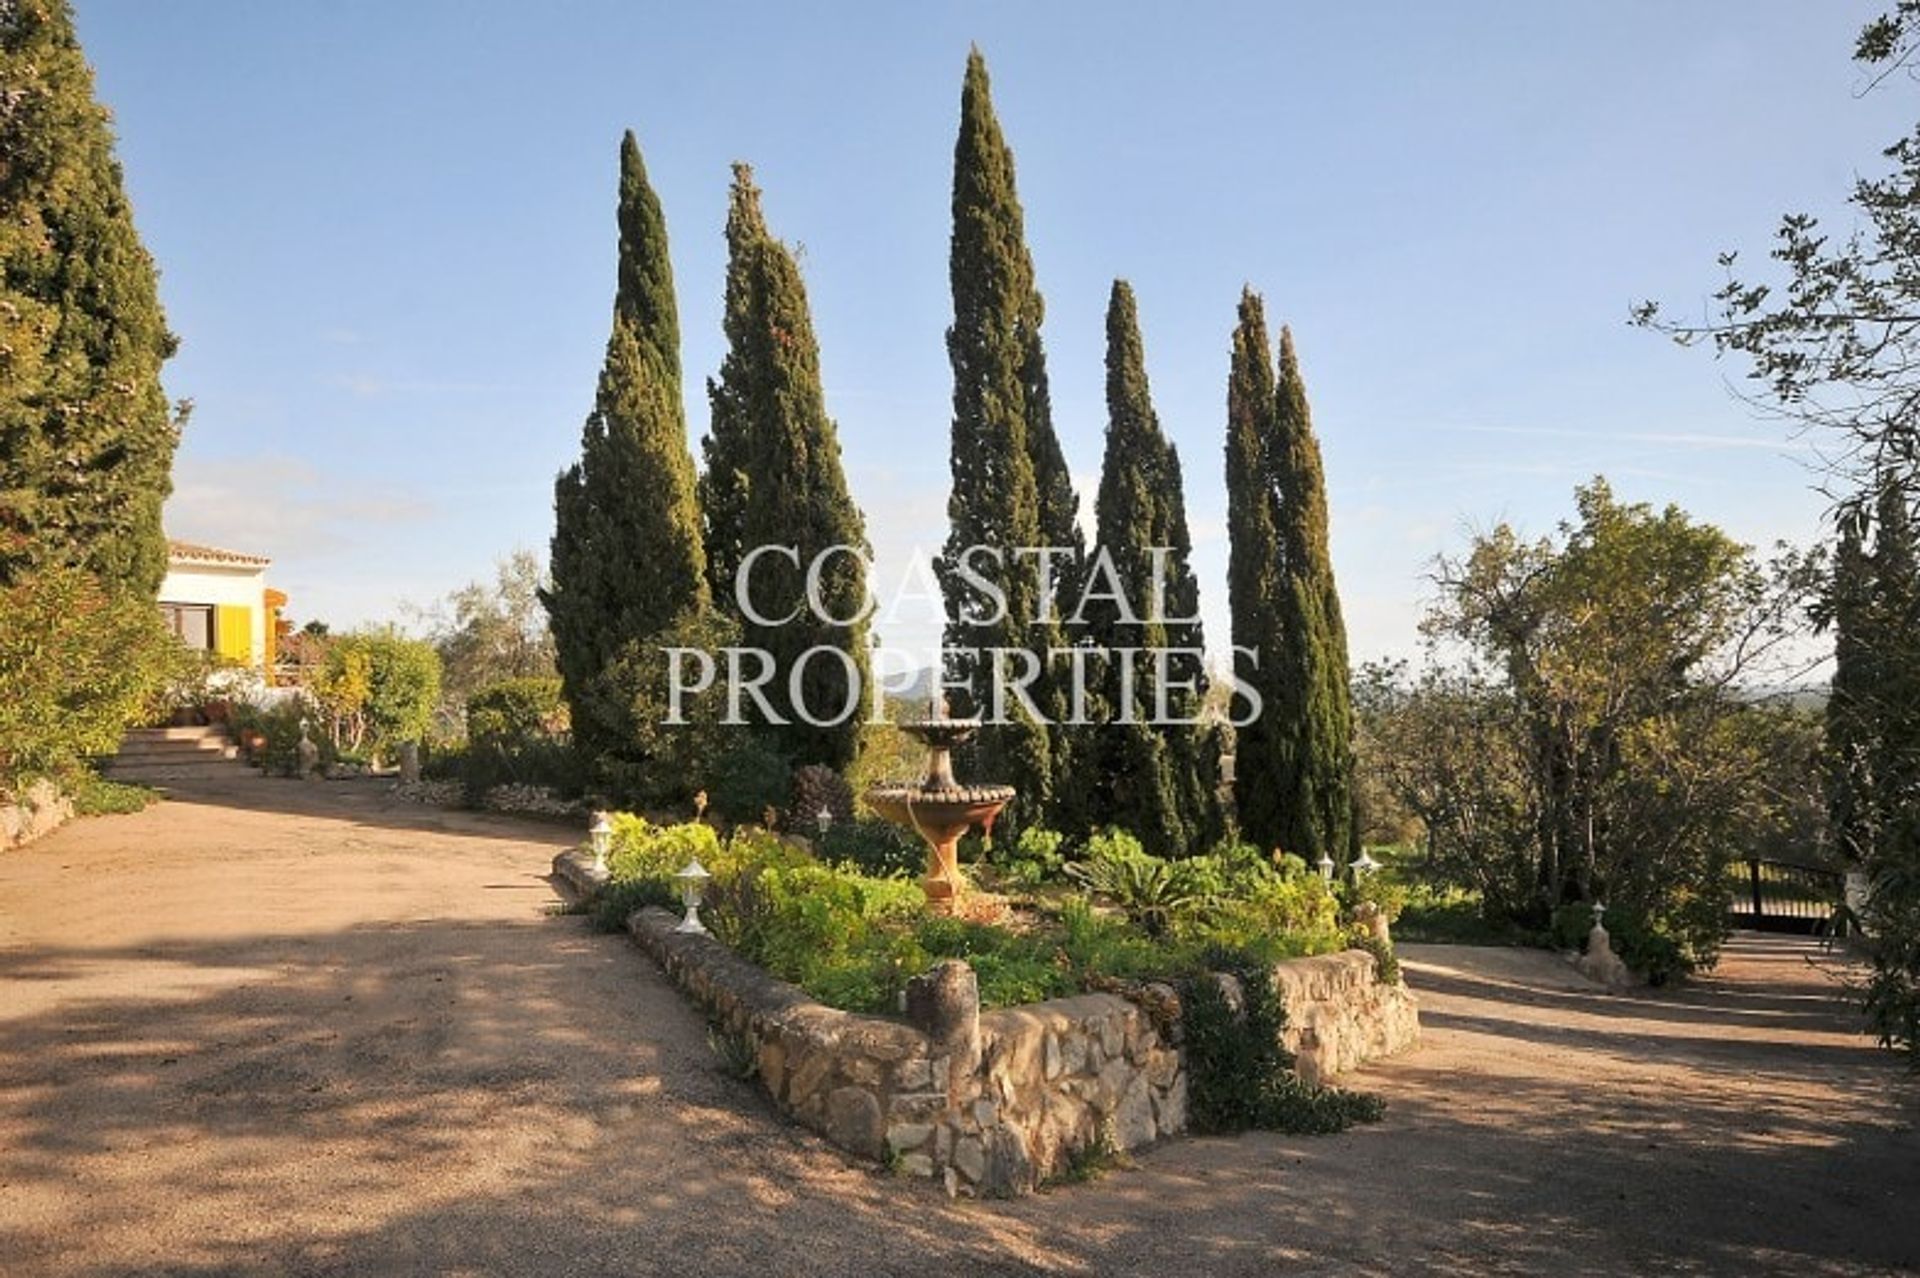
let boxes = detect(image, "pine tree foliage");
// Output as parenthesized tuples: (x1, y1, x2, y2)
(0, 0, 179, 595)
(1224, 294, 1355, 861)
(543, 131, 708, 767)
(937, 48, 1081, 826)
(1087, 280, 1218, 855)
(701, 163, 871, 768)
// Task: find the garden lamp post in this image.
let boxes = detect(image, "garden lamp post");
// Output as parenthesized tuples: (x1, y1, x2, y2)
(1351, 849, 1381, 878)
(589, 813, 612, 874)
(675, 859, 712, 935)
(816, 806, 834, 836)
(1317, 853, 1335, 883)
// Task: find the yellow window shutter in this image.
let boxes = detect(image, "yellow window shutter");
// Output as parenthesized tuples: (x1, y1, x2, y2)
(215, 605, 252, 662)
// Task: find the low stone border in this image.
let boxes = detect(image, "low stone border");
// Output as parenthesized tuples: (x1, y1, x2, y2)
(2, 779, 74, 851)
(554, 847, 1420, 1194)
(552, 845, 608, 901)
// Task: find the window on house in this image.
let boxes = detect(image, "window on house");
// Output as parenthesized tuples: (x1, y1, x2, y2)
(160, 603, 215, 651)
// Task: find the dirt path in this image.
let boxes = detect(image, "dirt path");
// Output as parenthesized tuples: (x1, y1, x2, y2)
(3, 778, 1916, 1276)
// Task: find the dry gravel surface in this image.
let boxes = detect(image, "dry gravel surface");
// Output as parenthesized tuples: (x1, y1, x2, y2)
(2, 775, 1917, 1276)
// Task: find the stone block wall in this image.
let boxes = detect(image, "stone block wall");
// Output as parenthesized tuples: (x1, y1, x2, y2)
(1270, 950, 1421, 1086)
(2, 779, 73, 850)
(621, 903, 1418, 1196)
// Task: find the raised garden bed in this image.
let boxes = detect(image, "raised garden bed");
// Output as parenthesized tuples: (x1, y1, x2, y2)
(553, 843, 1420, 1195)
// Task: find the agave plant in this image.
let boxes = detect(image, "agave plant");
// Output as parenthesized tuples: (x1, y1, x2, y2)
(1067, 844, 1201, 939)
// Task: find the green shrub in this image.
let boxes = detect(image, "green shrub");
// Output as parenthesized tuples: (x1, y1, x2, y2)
(596, 816, 725, 930)
(467, 676, 565, 751)
(606, 815, 722, 885)
(817, 817, 924, 879)
(1057, 897, 1174, 983)
(708, 737, 794, 826)
(419, 738, 470, 783)
(1550, 901, 1599, 952)
(914, 916, 1074, 1007)
(67, 772, 159, 816)
(592, 875, 677, 931)
(454, 737, 583, 802)
(0, 564, 175, 796)
(1340, 868, 1409, 923)
(231, 700, 328, 777)
(993, 825, 1067, 888)
(1603, 906, 1689, 986)
(583, 610, 740, 808)
(309, 630, 440, 760)
(1181, 953, 1385, 1135)
(1394, 883, 1550, 946)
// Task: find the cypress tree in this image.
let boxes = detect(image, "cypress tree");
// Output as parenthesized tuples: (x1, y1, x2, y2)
(938, 48, 1079, 826)
(1224, 290, 1287, 850)
(1088, 281, 1217, 855)
(1224, 297, 1355, 861)
(1270, 325, 1357, 862)
(543, 131, 708, 766)
(701, 164, 870, 768)
(1, 0, 179, 594)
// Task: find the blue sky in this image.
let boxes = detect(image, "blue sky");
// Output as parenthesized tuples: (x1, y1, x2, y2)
(75, 1, 1912, 666)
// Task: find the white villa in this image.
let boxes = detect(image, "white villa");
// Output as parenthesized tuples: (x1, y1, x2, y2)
(157, 540, 286, 672)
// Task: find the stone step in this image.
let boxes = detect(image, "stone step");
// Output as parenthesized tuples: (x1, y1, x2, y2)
(123, 725, 229, 743)
(101, 754, 251, 781)
(113, 737, 238, 760)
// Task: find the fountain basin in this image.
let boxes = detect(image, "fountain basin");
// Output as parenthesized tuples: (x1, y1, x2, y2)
(862, 715, 1014, 915)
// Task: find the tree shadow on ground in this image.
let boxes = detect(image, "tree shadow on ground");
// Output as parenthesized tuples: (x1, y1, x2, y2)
(144, 772, 591, 850)
(4, 906, 1916, 1275)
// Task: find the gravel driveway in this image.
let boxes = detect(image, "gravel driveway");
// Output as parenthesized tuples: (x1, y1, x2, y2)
(2, 777, 1915, 1276)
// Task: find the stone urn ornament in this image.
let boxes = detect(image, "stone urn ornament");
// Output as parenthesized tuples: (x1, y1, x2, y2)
(296, 718, 321, 781)
(1576, 902, 1633, 989)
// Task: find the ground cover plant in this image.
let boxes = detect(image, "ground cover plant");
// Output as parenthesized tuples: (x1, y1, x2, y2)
(597, 816, 1371, 1010)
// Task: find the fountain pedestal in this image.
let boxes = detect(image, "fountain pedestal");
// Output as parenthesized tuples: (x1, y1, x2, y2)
(863, 716, 1014, 917)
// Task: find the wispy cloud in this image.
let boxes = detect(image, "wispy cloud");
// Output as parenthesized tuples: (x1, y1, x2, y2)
(325, 373, 512, 399)
(1448, 423, 1818, 453)
(165, 454, 433, 558)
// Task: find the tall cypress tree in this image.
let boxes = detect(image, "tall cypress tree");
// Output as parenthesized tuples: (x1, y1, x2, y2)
(938, 48, 1080, 826)
(1, 0, 178, 595)
(1224, 298, 1354, 861)
(1224, 290, 1287, 850)
(1088, 281, 1216, 854)
(702, 164, 870, 768)
(1270, 325, 1357, 861)
(543, 132, 707, 765)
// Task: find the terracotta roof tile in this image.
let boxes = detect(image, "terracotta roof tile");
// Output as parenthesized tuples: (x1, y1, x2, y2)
(167, 539, 271, 568)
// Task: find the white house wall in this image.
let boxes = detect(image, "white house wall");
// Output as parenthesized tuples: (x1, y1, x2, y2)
(158, 564, 269, 665)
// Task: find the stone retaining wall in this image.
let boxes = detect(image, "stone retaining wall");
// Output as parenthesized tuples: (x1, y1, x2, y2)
(554, 847, 1419, 1194)
(2, 779, 73, 851)
(627, 906, 1180, 1196)
(608, 885, 1418, 1196)
(1271, 950, 1421, 1086)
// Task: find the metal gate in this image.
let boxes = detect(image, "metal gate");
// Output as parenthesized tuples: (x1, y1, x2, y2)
(1729, 858, 1845, 934)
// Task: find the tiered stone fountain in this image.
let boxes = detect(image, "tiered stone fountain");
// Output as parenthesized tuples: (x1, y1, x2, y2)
(864, 706, 1014, 916)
